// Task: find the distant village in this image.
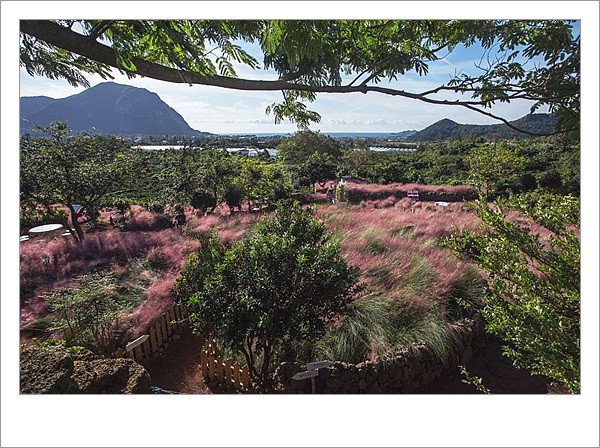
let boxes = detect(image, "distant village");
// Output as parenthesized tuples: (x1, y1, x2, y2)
(129, 133, 418, 157)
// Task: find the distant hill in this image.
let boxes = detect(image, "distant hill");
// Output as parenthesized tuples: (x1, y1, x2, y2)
(390, 129, 418, 139)
(20, 82, 212, 137)
(405, 113, 558, 142)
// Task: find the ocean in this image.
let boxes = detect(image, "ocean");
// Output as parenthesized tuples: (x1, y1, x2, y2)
(221, 132, 398, 138)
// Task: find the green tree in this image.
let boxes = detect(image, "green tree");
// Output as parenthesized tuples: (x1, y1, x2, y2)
(190, 191, 217, 215)
(466, 142, 526, 198)
(43, 273, 121, 356)
(445, 192, 580, 393)
(172, 202, 362, 386)
(157, 146, 238, 209)
(20, 20, 579, 135)
(295, 152, 338, 192)
(20, 121, 140, 241)
(276, 130, 342, 167)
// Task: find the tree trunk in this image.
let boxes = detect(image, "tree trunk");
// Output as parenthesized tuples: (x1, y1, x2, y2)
(67, 205, 84, 242)
(260, 342, 271, 385)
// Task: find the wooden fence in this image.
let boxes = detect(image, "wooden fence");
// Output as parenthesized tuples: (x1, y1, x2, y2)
(200, 339, 250, 391)
(115, 304, 188, 362)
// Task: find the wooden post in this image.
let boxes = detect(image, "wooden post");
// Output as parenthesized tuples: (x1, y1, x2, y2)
(170, 308, 177, 331)
(217, 355, 224, 383)
(115, 348, 124, 358)
(241, 365, 249, 389)
(201, 348, 207, 378)
(234, 364, 241, 390)
(225, 359, 232, 387)
(161, 316, 167, 342)
(143, 338, 151, 358)
(208, 352, 216, 380)
(155, 321, 163, 347)
(166, 311, 173, 336)
(150, 327, 157, 353)
(134, 344, 143, 362)
(174, 306, 181, 323)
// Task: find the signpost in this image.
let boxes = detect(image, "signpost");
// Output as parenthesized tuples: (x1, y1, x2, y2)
(125, 334, 149, 354)
(292, 360, 333, 394)
(291, 370, 319, 381)
(307, 360, 333, 370)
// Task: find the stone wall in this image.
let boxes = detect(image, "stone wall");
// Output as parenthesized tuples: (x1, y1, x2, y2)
(273, 315, 485, 394)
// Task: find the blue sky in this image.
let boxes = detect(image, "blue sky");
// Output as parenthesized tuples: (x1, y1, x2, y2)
(18, 20, 579, 134)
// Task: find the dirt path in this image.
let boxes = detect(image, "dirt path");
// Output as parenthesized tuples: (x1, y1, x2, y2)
(142, 327, 211, 394)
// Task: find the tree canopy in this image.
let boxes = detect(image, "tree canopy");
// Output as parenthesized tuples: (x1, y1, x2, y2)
(20, 121, 141, 240)
(445, 192, 580, 393)
(20, 20, 579, 135)
(173, 202, 362, 385)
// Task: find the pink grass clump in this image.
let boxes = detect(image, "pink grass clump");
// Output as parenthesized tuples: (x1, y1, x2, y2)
(125, 210, 172, 231)
(124, 273, 178, 338)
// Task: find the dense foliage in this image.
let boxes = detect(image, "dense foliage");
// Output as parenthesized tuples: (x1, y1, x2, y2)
(336, 136, 579, 197)
(21, 20, 579, 135)
(445, 192, 580, 393)
(20, 121, 141, 240)
(173, 202, 362, 384)
(276, 130, 342, 190)
(43, 273, 121, 356)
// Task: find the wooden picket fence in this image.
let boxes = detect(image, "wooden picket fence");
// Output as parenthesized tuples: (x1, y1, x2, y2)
(200, 339, 250, 391)
(115, 304, 188, 362)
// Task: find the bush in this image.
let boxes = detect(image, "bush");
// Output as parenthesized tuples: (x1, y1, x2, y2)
(224, 185, 243, 213)
(146, 202, 165, 214)
(445, 192, 580, 393)
(173, 202, 363, 385)
(190, 191, 217, 214)
(43, 273, 121, 356)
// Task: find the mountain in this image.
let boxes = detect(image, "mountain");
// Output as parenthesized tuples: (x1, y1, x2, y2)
(405, 113, 558, 142)
(390, 129, 418, 139)
(20, 82, 211, 137)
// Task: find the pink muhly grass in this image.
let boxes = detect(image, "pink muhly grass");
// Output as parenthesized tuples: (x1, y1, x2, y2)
(126, 210, 172, 231)
(344, 181, 477, 203)
(189, 214, 221, 233)
(125, 273, 178, 338)
(144, 230, 200, 272)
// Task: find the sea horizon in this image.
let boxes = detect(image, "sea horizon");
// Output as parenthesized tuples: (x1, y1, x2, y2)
(219, 131, 412, 138)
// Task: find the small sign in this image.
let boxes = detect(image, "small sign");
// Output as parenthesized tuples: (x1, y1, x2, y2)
(307, 360, 333, 370)
(125, 334, 149, 352)
(292, 370, 320, 381)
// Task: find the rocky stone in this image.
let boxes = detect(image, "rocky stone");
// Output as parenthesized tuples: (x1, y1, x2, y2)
(73, 358, 151, 393)
(20, 346, 151, 394)
(368, 382, 383, 394)
(272, 313, 486, 394)
(20, 347, 79, 394)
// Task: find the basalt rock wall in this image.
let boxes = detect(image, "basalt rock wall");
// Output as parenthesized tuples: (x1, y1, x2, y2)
(273, 315, 485, 394)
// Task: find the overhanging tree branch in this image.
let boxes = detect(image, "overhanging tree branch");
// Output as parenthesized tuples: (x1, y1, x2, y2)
(20, 20, 578, 136)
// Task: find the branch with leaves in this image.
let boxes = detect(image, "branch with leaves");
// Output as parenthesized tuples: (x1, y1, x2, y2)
(20, 19, 579, 136)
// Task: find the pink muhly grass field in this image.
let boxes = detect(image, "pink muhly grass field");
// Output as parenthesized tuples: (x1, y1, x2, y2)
(317, 201, 482, 310)
(19, 208, 262, 339)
